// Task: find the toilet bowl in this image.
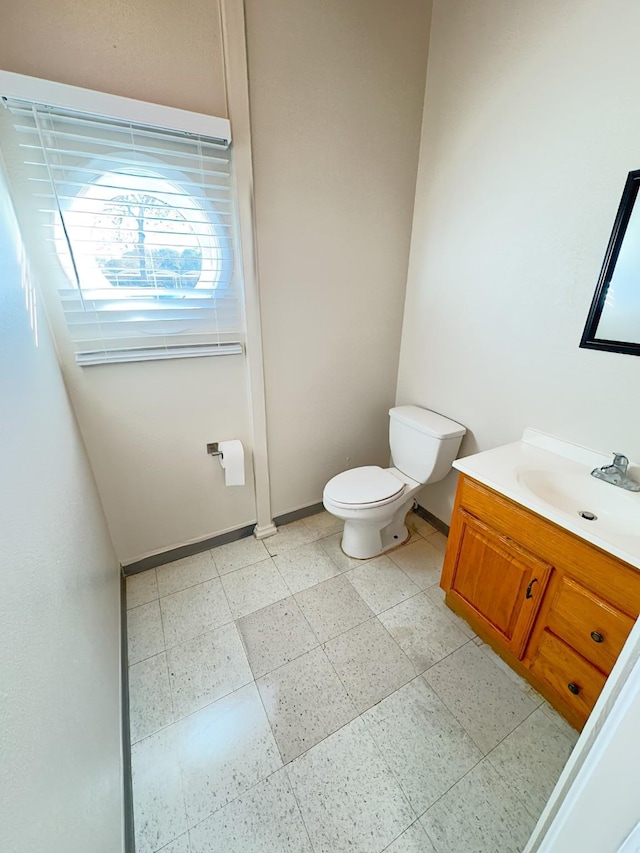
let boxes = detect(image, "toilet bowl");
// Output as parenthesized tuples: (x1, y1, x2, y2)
(323, 406, 465, 559)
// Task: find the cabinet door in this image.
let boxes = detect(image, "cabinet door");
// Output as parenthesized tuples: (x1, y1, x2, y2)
(446, 510, 552, 659)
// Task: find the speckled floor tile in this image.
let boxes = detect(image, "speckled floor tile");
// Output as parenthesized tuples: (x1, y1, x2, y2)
(161, 834, 191, 853)
(294, 574, 374, 643)
(487, 706, 576, 818)
(387, 538, 444, 591)
(160, 578, 232, 648)
(210, 536, 270, 576)
(318, 531, 371, 572)
(475, 640, 544, 703)
(177, 682, 282, 826)
(423, 643, 538, 753)
(189, 768, 313, 853)
(346, 555, 420, 614)
(384, 821, 438, 853)
(406, 512, 437, 538)
(301, 509, 343, 537)
(378, 593, 469, 674)
(236, 596, 318, 679)
(167, 622, 252, 719)
(129, 652, 173, 743)
(257, 646, 358, 763)
(425, 531, 448, 552)
(273, 541, 341, 593)
(156, 552, 218, 598)
(287, 716, 415, 853)
(128, 600, 165, 664)
(539, 702, 580, 744)
(420, 759, 537, 853)
(131, 723, 187, 853)
(264, 520, 323, 556)
(323, 618, 415, 713)
(126, 569, 159, 610)
(363, 678, 482, 815)
(221, 558, 290, 619)
(423, 585, 477, 639)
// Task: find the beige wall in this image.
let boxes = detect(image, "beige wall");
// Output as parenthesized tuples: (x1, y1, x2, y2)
(397, 0, 640, 524)
(0, 0, 257, 563)
(0, 0, 432, 560)
(0, 0, 227, 116)
(0, 163, 123, 852)
(69, 355, 257, 563)
(246, 0, 432, 515)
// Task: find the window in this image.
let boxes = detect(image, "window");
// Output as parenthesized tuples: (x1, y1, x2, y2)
(0, 82, 243, 364)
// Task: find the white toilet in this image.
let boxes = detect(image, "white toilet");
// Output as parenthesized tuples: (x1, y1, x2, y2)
(323, 405, 466, 559)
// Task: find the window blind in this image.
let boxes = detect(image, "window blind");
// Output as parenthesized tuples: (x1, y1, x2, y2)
(1, 98, 244, 364)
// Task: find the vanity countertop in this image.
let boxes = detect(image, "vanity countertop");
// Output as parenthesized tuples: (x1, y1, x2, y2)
(453, 429, 640, 571)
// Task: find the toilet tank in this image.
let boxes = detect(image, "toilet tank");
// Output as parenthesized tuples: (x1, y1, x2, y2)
(389, 406, 466, 484)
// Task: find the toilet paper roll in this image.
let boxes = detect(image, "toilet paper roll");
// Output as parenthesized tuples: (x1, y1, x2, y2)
(218, 439, 245, 486)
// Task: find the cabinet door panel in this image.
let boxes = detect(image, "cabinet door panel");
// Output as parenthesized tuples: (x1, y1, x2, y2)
(448, 511, 551, 659)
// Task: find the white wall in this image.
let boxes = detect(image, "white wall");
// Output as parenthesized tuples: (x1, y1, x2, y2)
(246, 0, 432, 515)
(397, 0, 640, 524)
(0, 164, 123, 851)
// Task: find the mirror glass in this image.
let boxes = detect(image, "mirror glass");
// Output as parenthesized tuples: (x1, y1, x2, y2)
(581, 169, 640, 355)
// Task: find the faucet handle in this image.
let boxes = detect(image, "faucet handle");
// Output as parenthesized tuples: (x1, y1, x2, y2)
(612, 453, 629, 471)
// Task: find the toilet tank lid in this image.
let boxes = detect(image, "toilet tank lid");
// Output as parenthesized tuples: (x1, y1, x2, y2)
(389, 406, 466, 439)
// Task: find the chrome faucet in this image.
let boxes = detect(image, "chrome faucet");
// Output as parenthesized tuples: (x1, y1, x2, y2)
(591, 453, 640, 492)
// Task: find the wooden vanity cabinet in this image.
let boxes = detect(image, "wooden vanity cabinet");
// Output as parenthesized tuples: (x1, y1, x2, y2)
(441, 474, 640, 730)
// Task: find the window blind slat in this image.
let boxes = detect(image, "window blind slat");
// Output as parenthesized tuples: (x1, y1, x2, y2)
(1, 97, 243, 364)
(10, 108, 230, 150)
(16, 128, 231, 162)
(21, 150, 232, 180)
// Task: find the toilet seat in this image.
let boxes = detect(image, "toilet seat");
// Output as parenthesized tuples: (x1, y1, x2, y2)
(324, 466, 405, 509)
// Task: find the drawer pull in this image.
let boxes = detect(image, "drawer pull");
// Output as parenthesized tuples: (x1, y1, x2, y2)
(525, 578, 539, 599)
(568, 682, 580, 695)
(590, 631, 604, 644)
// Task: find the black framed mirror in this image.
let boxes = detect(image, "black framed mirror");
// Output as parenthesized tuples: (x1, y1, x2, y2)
(580, 169, 640, 356)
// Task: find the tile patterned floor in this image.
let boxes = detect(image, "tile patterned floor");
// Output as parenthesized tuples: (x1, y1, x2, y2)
(126, 511, 578, 853)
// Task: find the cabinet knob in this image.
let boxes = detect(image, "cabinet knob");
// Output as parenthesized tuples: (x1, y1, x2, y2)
(568, 682, 580, 695)
(590, 631, 604, 644)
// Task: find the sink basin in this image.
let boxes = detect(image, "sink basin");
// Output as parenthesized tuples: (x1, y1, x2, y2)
(516, 468, 640, 537)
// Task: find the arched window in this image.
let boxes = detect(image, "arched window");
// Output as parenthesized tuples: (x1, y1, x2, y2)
(60, 170, 224, 292)
(2, 96, 242, 364)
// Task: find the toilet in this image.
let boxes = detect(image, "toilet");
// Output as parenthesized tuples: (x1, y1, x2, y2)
(323, 405, 466, 559)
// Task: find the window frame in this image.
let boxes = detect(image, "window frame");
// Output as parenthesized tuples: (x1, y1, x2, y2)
(0, 70, 243, 366)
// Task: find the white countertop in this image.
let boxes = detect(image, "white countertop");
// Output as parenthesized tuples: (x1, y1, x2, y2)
(453, 429, 640, 571)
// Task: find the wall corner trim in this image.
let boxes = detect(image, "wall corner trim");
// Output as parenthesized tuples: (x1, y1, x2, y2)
(254, 522, 278, 539)
(219, 0, 275, 536)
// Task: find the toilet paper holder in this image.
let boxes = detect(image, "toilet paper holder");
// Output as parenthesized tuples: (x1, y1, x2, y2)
(206, 442, 223, 457)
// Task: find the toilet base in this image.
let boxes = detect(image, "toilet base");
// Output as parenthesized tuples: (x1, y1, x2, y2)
(339, 499, 414, 560)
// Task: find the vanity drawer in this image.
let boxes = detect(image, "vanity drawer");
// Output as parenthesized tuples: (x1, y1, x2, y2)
(546, 576, 634, 674)
(530, 630, 606, 721)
